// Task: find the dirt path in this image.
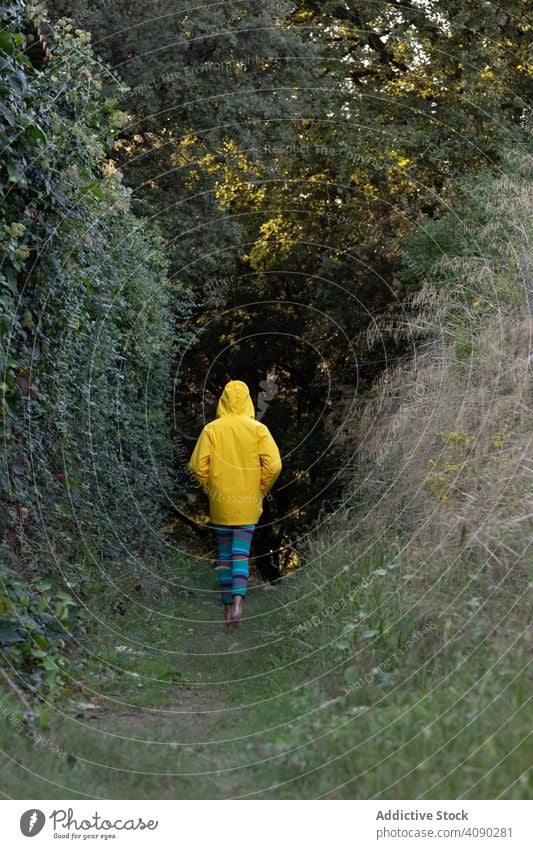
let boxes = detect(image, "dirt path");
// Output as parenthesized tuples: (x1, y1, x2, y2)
(69, 604, 262, 799)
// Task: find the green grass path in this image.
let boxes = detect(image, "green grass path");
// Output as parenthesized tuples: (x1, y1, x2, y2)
(1, 551, 530, 799)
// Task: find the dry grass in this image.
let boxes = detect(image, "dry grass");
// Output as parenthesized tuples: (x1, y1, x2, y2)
(351, 313, 531, 563)
(339, 153, 532, 579)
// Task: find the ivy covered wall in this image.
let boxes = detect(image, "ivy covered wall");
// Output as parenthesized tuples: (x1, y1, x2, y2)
(1, 1, 179, 605)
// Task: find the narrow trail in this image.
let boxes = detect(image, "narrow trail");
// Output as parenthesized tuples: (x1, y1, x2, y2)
(3, 552, 529, 800)
(1, 553, 297, 799)
(50, 566, 292, 800)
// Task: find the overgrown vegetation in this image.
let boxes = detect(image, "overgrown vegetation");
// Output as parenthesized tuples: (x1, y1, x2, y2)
(1, 147, 530, 797)
(0, 0, 530, 799)
(1, 1, 178, 705)
(269, 154, 532, 797)
(43, 0, 531, 570)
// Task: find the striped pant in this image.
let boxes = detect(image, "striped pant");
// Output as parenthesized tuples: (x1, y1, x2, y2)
(211, 524, 256, 604)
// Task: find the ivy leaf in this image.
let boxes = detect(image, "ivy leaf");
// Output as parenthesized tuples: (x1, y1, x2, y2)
(0, 100, 17, 125)
(82, 179, 103, 199)
(1, 269, 18, 294)
(9, 66, 28, 93)
(23, 123, 48, 145)
(0, 621, 25, 644)
(0, 31, 15, 55)
(6, 161, 27, 186)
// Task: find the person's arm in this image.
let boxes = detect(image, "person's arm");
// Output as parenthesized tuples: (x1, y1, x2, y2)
(257, 424, 282, 495)
(188, 426, 213, 491)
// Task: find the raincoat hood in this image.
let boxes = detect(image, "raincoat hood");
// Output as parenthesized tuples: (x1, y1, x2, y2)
(216, 380, 255, 418)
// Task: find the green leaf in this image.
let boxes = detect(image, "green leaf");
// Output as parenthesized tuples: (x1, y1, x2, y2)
(55, 591, 78, 606)
(0, 622, 25, 644)
(6, 162, 27, 187)
(9, 66, 28, 93)
(24, 123, 48, 146)
(343, 666, 360, 684)
(0, 31, 15, 55)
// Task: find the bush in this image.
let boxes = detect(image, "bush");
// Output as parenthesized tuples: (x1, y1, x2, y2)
(1, 1, 181, 707)
(1, 1, 179, 574)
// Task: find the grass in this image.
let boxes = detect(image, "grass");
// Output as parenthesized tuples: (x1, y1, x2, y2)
(0, 154, 530, 799)
(0, 537, 530, 799)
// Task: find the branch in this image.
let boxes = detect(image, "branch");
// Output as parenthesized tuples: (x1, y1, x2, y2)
(172, 508, 211, 537)
(367, 32, 408, 72)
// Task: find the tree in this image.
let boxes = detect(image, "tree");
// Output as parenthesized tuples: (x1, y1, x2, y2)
(42, 0, 531, 574)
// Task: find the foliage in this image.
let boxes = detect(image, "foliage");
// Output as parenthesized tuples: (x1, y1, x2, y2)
(0, 0, 529, 793)
(0, 561, 83, 700)
(41, 0, 531, 569)
(1, 0, 179, 705)
(44, 0, 321, 294)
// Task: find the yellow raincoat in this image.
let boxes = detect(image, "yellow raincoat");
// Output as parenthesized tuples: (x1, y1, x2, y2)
(188, 380, 282, 525)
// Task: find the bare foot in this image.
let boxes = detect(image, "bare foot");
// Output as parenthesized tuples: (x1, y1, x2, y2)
(231, 596, 243, 627)
(224, 604, 233, 626)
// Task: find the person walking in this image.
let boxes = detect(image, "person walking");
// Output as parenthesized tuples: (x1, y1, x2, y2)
(188, 380, 282, 627)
